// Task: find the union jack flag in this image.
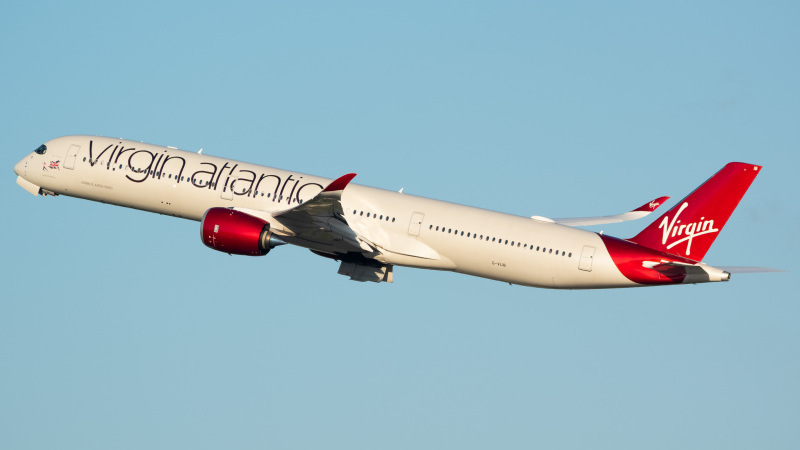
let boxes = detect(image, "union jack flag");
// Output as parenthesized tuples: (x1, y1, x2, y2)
(49, 160, 60, 170)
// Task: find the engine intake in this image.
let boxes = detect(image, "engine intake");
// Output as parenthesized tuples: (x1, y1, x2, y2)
(201, 208, 281, 256)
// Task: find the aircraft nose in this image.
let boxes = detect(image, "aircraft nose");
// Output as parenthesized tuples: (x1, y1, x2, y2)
(14, 159, 23, 176)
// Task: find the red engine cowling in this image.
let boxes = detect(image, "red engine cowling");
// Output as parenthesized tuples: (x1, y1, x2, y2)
(201, 208, 275, 256)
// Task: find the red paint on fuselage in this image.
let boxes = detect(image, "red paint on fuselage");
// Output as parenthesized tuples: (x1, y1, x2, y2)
(599, 234, 698, 285)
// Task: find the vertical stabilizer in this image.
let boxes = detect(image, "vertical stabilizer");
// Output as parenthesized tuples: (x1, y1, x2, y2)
(629, 162, 761, 261)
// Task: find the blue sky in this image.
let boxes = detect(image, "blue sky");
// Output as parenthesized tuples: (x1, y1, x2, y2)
(2, 1, 798, 449)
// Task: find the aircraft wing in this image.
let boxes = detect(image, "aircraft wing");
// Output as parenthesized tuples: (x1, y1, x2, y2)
(268, 173, 443, 262)
(274, 173, 356, 222)
(549, 196, 670, 227)
(267, 173, 372, 253)
(264, 173, 444, 282)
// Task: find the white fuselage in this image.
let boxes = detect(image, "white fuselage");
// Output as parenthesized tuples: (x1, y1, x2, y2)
(15, 135, 635, 288)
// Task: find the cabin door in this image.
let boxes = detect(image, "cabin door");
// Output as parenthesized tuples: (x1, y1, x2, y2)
(408, 212, 424, 236)
(64, 145, 80, 170)
(579, 246, 595, 272)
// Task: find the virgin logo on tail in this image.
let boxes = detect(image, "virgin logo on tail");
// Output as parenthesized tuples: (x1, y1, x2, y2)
(658, 202, 719, 256)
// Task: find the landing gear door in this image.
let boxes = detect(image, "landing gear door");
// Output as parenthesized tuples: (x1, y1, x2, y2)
(579, 245, 595, 272)
(64, 145, 80, 170)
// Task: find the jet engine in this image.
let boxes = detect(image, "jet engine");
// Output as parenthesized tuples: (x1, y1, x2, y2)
(200, 208, 284, 256)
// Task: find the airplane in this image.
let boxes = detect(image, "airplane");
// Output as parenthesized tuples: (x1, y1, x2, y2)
(14, 135, 766, 289)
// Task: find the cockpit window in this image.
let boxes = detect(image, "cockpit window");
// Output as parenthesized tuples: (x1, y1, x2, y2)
(34, 144, 47, 155)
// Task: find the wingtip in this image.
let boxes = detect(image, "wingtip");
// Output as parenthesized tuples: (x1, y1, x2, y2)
(634, 196, 670, 212)
(322, 173, 357, 192)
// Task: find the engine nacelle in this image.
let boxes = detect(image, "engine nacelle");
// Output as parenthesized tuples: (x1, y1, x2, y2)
(201, 208, 279, 256)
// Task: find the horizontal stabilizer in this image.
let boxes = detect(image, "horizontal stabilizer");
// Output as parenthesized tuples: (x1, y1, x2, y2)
(643, 260, 731, 283)
(552, 196, 670, 226)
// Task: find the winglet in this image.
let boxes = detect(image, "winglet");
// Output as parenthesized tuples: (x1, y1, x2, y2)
(633, 196, 670, 212)
(323, 173, 357, 193)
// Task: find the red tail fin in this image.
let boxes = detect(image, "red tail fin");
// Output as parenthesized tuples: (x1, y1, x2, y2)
(629, 162, 762, 261)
